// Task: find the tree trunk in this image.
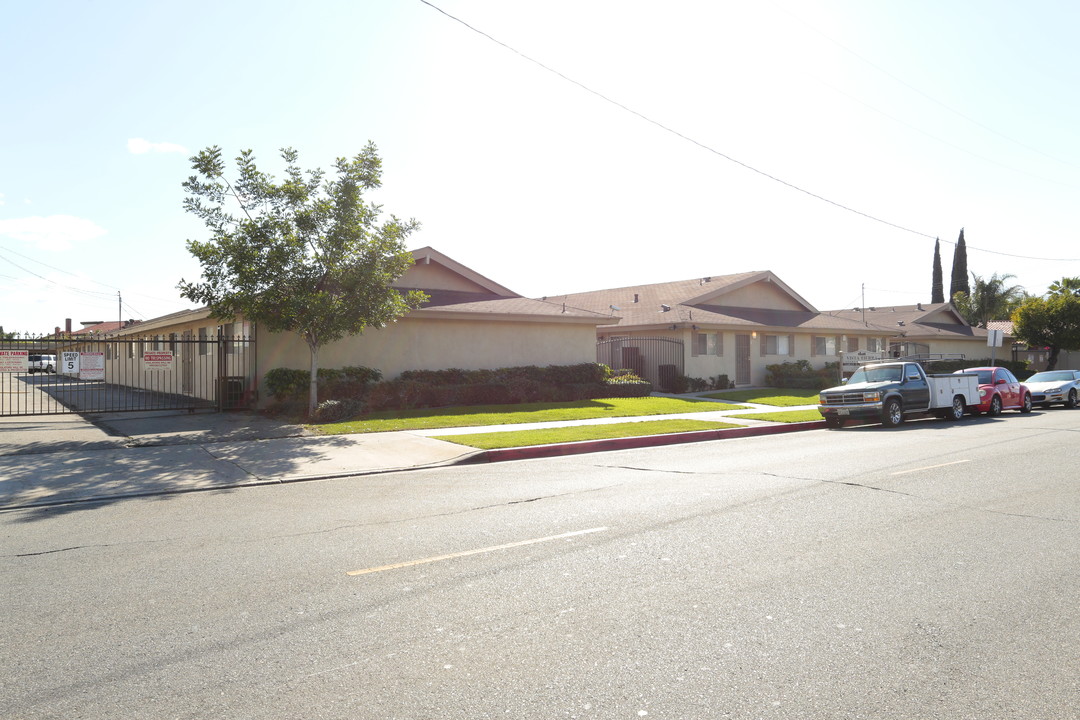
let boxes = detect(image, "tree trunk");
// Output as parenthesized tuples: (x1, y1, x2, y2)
(307, 339, 320, 417)
(1047, 346, 1060, 371)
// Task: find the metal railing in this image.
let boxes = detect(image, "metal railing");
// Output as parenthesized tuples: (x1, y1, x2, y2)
(0, 334, 255, 417)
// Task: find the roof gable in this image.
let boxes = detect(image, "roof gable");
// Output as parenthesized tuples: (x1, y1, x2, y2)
(688, 271, 816, 312)
(397, 246, 518, 297)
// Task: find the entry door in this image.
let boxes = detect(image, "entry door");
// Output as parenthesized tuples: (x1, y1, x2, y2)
(736, 334, 751, 385)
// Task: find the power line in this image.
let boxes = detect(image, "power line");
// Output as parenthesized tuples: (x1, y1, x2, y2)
(422, 2, 1080, 264)
(420, 0, 936, 240)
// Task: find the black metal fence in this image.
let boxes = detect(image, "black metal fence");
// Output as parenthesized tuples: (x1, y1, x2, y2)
(0, 334, 255, 417)
(597, 337, 684, 392)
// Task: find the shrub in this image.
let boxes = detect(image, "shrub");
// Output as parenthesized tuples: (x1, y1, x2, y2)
(765, 360, 838, 390)
(312, 398, 364, 423)
(264, 365, 382, 405)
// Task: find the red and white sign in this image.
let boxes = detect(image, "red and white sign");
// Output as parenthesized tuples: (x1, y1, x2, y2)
(0, 350, 28, 373)
(143, 351, 174, 370)
(79, 351, 105, 381)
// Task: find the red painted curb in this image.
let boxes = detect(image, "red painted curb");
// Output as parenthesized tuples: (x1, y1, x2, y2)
(471, 421, 827, 463)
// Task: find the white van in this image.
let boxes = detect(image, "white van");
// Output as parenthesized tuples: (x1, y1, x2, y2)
(28, 354, 57, 373)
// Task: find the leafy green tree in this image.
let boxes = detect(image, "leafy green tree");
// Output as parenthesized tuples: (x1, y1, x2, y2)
(949, 228, 969, 298)
(952, 272, 1025, 327)
(179, 143, 427, 416)
(1047, 276, 1080, 298)
(931, 238, 944, 303)
(1012, 294, 1080, 370)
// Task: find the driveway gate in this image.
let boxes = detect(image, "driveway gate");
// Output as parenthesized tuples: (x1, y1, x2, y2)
(0, 333, 255, 417)
(596, 337, 684, 392)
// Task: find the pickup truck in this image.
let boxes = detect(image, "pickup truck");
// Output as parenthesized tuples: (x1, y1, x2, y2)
(818, 360, 980, 428)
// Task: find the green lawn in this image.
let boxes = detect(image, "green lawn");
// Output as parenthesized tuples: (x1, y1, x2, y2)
(315, 396, 748, 434)
(437, 419, 741, 449)
(702, 387, 821, 406)
(731, 409, 824, 423)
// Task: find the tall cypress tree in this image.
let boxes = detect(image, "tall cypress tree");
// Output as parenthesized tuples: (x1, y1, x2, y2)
(931, 238, 944, 303)
(949, 228, 969, 300)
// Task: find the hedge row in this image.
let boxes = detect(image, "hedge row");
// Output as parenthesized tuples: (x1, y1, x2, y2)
(267, 363, 653, 419)
(765, 360, 841, 390)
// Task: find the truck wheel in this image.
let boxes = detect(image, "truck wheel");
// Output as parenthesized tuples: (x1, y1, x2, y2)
(1067, 389, 1078, 409)
(881, 398, 903, 427)
(1020, 393, 1032, 413)
(947, 396, 965, 421)
(988, 395, 1003, 416)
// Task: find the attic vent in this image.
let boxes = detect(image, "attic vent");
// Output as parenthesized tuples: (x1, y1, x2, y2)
(869, 307, 876, 311)
(661, 304, 671, 312)
(633, 293, 639, 303)
(917, 302, 923, 310)
(897, 321, 905, 327)
(700, 277, 711, 284)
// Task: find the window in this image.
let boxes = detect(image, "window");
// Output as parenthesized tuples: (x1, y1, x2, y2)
(692, 331, 721, 356)
(763, 334, 790, 355)
(866, 337, 882, 352)
(198, 327, 209, 356)
(813, 336, 837, 356)
(847, 336, 859, 352)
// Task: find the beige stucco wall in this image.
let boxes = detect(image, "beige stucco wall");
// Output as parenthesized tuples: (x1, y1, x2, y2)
(711, 282, 806, 311)
(394, 262, 491, 293)
(900, 337, 994, 361)
(255, 316, 600, 400)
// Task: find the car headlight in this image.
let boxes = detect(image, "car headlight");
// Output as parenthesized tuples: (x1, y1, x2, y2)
(979, 388, 987, 398)
(863, 391, 881, 402)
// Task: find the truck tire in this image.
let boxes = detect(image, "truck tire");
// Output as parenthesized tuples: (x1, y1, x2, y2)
(947, 396, 965, 421)
(988, 395, 1003, 416)
(881, 398, 903, 427)
(1020, 393, 1032, 413)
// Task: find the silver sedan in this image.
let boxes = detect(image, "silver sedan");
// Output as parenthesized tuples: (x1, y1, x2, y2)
(1024, 369, 1080, 408)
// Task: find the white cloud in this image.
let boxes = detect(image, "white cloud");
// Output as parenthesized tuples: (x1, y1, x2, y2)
(127, 138, 188, 155)
(0, 215, 107, 251)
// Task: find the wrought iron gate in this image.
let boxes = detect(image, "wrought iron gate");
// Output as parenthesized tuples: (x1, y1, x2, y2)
(596, 337, 684, 392)
(0, 334, 255, 417)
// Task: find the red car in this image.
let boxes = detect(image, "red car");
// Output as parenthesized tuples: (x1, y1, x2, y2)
(954, 366, 1032, 415)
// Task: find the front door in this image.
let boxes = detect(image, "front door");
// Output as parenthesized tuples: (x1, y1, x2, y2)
(736, 334, 751, 385)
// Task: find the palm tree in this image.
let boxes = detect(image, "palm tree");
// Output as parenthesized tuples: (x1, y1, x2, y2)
(953, 272, 1026, 327)
(1047, 276, 1080, 297)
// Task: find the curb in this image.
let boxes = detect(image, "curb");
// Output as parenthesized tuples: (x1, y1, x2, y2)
(460, 420, 827, 464)
(2, 421, 824, 511)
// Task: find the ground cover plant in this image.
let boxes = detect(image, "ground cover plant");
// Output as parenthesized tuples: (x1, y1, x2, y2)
(436, 419, 741, 449)
(312, 396, 748, 434)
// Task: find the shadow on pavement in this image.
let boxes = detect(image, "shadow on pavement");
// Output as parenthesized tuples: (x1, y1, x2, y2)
(3, 433, 358, 522)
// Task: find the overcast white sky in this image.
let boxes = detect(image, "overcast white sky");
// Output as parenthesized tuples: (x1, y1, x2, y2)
(3, 0, 1079, 334)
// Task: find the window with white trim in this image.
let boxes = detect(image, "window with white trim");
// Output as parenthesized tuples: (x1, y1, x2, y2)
(763, 334, 790, 355)
(814, 335, 837, 355)
(692, 331, 721, 356)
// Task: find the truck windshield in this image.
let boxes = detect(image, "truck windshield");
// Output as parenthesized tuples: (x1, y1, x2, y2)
(849, 366, 902, 384)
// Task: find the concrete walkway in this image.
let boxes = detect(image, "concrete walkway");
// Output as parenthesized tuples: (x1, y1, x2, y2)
(0, 400, 823, 511)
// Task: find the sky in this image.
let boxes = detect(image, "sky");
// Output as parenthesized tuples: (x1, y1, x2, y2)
(3, 0, 1080, 335)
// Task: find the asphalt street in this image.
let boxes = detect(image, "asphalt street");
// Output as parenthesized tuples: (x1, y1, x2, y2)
(3, 408, 1078, 719)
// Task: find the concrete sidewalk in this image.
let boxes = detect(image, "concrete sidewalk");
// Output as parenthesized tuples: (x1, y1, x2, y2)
(0, 402, 823, 510)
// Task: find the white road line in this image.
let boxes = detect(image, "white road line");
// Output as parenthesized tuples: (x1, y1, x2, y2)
(346, 526, 610, 576)
(891, 459, 971, 475)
